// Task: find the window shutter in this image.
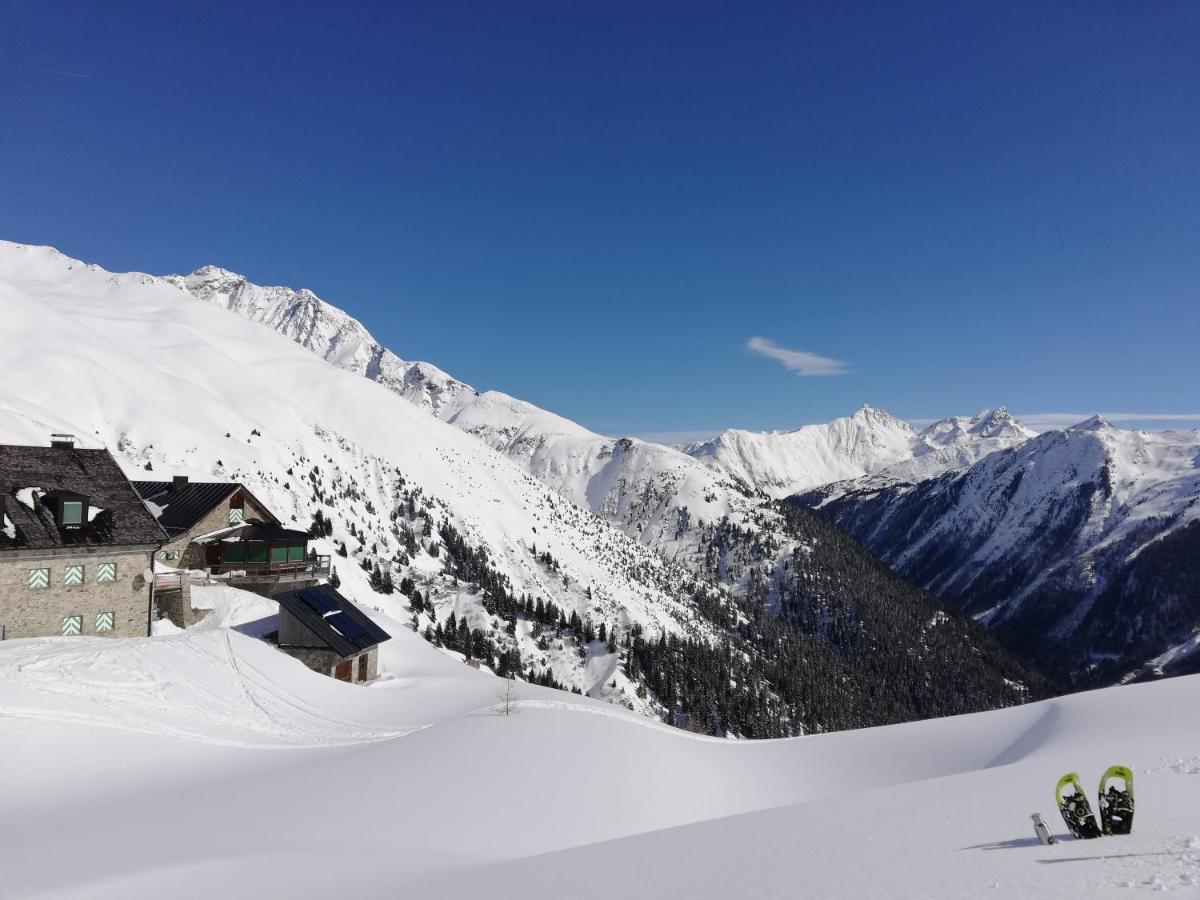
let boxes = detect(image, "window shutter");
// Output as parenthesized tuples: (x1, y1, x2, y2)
(28, 568, 49, 589)
(64, 565, 84, 586)
(95, 611, 114, 632)
(61, 615, 82, 636)
(96, 562, 117, 583)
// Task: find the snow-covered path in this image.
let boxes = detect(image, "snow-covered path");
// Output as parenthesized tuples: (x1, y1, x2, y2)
(1, 604, 1197, 898)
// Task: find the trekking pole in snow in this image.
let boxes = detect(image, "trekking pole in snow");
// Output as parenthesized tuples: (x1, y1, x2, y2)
(1031, 813, 1056, 845)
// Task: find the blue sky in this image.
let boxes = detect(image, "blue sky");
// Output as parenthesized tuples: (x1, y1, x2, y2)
(1, 1, 1197, 440)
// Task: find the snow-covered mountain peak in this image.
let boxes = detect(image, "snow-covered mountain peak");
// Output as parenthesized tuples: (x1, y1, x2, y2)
(918, 407, 1035, 450)
(1072, 414, 1114, 432)
(183, 263, 242, 284)
(680, 407, 918, 498)
(848, 402, 911, 430)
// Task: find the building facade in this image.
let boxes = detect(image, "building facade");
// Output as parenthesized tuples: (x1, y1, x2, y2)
(0, 439, 167, 640)
(134, 478, 329, 626)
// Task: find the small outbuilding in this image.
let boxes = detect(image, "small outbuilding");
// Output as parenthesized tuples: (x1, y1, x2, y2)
(272, 584, 390, 683)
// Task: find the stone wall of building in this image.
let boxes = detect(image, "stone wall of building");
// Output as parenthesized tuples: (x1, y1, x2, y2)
(278, 644, 379, 683)
(154, 582, 206, 629)
(0, 547, 156, 639)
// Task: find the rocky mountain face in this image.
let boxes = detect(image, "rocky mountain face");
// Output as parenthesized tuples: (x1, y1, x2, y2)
(795, 418, 1200, 684)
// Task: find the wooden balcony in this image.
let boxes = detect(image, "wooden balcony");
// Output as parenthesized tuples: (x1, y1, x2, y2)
(207, 555, 331, 584)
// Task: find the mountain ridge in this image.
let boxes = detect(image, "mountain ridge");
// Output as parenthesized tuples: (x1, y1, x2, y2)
(795, 417, 1200, 682)
(0, 239, 1047, 735)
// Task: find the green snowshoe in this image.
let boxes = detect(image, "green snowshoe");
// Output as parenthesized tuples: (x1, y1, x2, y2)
(1098, 765, 1134, 835)
(1056, 772, 1102, 839)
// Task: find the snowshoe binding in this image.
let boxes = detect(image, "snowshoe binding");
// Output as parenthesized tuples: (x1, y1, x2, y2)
(1098, 765, 1134, 835)
(1056, 772, 1102, 839)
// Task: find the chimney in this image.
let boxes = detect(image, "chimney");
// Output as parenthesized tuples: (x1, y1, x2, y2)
(171, 475, 189, 493)
(50, 434, 76, 450)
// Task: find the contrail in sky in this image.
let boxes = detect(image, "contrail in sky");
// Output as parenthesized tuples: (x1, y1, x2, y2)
(8, 63, 92, 79)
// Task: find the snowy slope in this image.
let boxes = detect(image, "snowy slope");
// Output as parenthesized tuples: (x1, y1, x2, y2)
(797, 417, 1200, 681)
(0, 598, 1196, 899)
(164, 261, 783, 564)
(0, 241, 717, 708)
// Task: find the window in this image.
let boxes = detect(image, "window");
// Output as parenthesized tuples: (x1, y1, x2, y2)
(223, 544, 246, 563)
(28, 568, 49, 589)
(270, 545, 289, 564)
(247, 545, 268, 564)
(228, 507, 244, 525)
(61, 615, 82, 636)
(61, 501, 83, 526)
(95, 611, 114, 632)
(63, 564, 84, 586)
(288, 544, 306, 562)
(96, 562, 116, 583)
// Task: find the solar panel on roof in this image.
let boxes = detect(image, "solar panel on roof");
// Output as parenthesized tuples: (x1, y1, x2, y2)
(326, 611, 366, 639)
(300, 589, 340, 614)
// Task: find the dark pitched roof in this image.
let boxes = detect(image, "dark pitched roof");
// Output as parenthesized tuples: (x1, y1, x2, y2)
(274, 584, 391, 657)
(0, 445, 168, 551)
(132, 480, 279, 537)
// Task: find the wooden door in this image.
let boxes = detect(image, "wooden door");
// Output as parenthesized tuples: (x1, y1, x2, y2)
(334, 660, 352, 682)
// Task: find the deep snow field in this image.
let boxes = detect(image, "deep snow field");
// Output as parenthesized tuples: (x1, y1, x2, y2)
(1, 586, 1197, 899)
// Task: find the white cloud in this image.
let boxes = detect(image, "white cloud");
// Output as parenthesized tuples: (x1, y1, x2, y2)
(746, 337, 848, 376)
(629, 429, 723, 446)
(1015, 412, 1200, 431)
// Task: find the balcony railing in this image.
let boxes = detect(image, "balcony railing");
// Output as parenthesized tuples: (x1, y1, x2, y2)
(207, 555, 331, 581)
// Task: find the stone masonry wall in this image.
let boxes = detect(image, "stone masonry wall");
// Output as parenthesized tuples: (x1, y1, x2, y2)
(279, 644, 379, 683)
(0, 548, 155, 639)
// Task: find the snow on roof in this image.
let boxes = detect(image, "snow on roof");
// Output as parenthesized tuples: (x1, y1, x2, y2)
(15, 486, 45, 510)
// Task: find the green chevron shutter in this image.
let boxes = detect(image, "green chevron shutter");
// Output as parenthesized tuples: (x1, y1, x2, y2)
(28, 568, 49, 589)
(95, 611, 114, 632)
(61, 615, 82, 636)
(96, 562, 116, 583)
(64, 565, 84, 586)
